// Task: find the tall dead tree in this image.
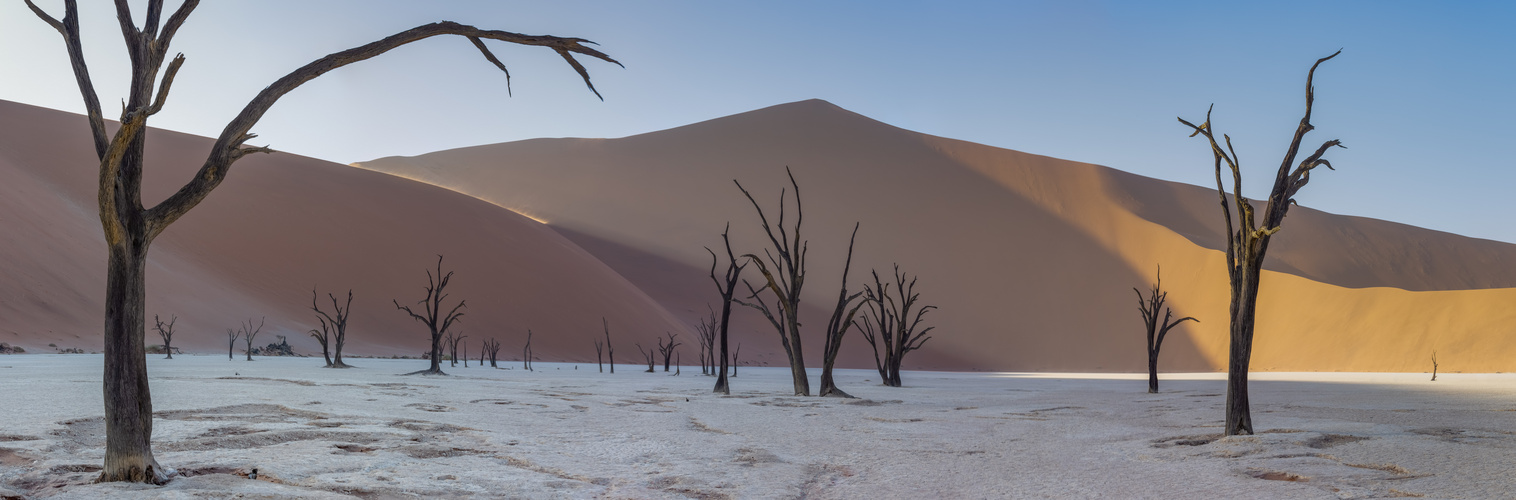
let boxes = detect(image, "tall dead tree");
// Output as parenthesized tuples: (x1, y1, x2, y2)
(522, 329, 533, 371)
(1178, 51, 1343, 436)
(445, 331, 467, 367)
(151, 314, 175, 359)
(483, 338, 501, 368)
(657, 332, 681, 372)
(858, 265, 936, 387)
(309, 288, 354, 368)
(225, 329, 239, 360)
(734, 167, 811, 396)
(819, 223, 865, 398)
(637, 343, 657, 372)
(1135, 266, 1198, 393)
(707, 223, 747, 394)
(594, 334, 606, 373)
(240, 317, 264, 361)
(23, 0, 617, 483)
(695, 306, 717, 376)
(603, 318, 615, 374)
(396, 256, 468, 376)
(731, 343, 741, 377)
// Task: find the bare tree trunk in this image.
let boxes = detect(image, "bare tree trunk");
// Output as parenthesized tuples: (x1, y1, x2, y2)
(819, 223, 863, 398)
(227, 329, 239, 361)
(1431, 351, 1438, 381)
(657, 332, 680, 372)
(604, 318, 615, 374)
(638, 343, 656, 372)
(707, 224, 746, 394)
(860, 266, 936, 388)
(1178, 51, 1344, 436)
(522, 329, 533, 371)
(731, 343, 740, 377)
(397, 256, 467, 376)
(152, 314, 175, 360)
(101, 244, 166, 482)
(242, 317, 263, 361)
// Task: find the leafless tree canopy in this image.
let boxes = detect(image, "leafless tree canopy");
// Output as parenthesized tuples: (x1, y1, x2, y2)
(734, 167, 812, 396)
(309, 288, 354, 368)
(23, 0, 618, 482)
(695, 306, 717, 376)
(445, 331, 469, 368)
(858, 265, 937, 388)
(239, 316, 265, 361)
(482, 338, 502, 368)
(1178, 50, 1343, 436)
(657, 332, 681, 372)
(151, 314, 175, 359)
(1134, 266, 1197, 393)
(396, 256, 468, 376)
(637, 343, 657, 373)
(225, 329, 239, 360)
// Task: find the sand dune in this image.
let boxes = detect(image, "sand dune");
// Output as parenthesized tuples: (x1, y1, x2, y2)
(0, 99, 693, 362)
(356, 99, 1516, 373)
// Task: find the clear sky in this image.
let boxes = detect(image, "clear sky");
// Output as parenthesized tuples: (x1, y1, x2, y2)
(3, 1, 1514, 243)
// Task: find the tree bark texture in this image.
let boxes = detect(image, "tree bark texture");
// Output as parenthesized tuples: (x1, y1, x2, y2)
(1178, 51, 1343, 436)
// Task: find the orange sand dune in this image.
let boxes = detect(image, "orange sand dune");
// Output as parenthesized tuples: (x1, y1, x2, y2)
(0, 99, 693, 364)
(356, 99, 1516, 373)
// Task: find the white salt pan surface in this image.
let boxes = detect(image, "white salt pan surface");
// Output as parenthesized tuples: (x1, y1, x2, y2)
(0, 354, 1511, 498)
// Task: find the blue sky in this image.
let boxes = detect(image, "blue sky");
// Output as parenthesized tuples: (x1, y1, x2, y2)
(3, 1, 1514, 243)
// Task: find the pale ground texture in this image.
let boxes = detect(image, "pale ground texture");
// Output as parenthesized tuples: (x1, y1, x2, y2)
(0, 355, 1512, 499)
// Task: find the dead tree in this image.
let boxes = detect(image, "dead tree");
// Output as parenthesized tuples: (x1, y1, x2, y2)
(594, 322, 606, 373)
(1135, 266, 1198, 393)
(445, 331, 468, 367)
(657, 332, 681, 372)
(462, 340, 469, 368)
(819, 223, 865, 398)
(707, 223, 747, 394)
(637, 343, 657, 372)
(22, 0, 618, 482)
(396, 256, 467, 376)
(858, 265, 936, 387)
(226, 329, 239, 360)
(309, 288, 354, 368)
(151, 314, 175, 359)
(1431, 351, 1438, 382)
(603, 318, 615, 373)
(731, 343, 741, 377)
(483, 338, 502, 368)
(241, 317, 264, 361)
(1178, 51, 1343, 436)
(522, 329, 533, 371)
(734, 167, 812, 396)
(695, 309, 715, 376)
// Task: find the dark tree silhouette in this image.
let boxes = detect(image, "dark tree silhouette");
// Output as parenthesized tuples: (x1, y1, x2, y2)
(396, 256, 468, 376)
(23, 0, 618, 482)
(225, 329, 238, 360)
(657, 332, 681, 372)
(603, 318, 615, 373)
(444, 330, 468, 367)
(731, 343, 741, 377)
(1431, 351, 1438, 382)
(482, 338, 501, 368)
(240, 317, 264, 361)
(706, 223, 747, 394)
(637, 343, 657, 372)
(151, 314, 175, 359)
(594, 333, 606, 373)
(695, 308, 716, 376)
(819, 223, 865, 398)
(858, 265, 937, 387)
(522, 329, 534, 371)
(734, 167, 812, 396)
(1178, 51, 1343, 436)
(309, 288, 354, 368)
(1134, 266, 1198, 393)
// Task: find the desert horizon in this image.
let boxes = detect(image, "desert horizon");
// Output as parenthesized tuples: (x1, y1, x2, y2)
(2, 1, 1513, 498)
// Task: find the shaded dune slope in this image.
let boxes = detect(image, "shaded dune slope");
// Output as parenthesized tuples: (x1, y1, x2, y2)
(357, 99, 1516, 372)
(0, 99, 692, 362)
